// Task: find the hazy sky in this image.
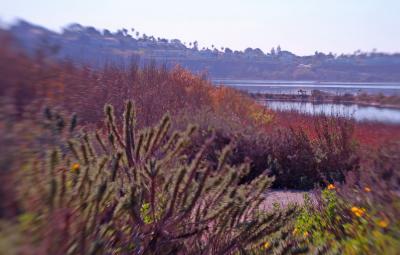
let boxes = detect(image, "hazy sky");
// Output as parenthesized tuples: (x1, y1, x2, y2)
(1, 0, 399, 55)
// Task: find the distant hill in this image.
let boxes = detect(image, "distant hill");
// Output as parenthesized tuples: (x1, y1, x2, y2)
(5, 20, 400, 82)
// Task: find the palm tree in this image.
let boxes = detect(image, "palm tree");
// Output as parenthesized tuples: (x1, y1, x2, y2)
(270, 47, 276, 56)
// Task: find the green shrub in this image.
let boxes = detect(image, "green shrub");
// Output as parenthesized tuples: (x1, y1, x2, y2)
(293, 186, 400, 254)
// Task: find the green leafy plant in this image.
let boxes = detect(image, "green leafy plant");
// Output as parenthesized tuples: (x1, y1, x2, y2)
(293, 185, 400, 255)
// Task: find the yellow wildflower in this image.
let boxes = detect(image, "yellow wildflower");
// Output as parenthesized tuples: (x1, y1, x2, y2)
(71, 163, 80, 172)
(263, 241, 271, 249)
(377, 219, 389, 228)
(292, 228, 298, 235)
(327, 184, 335, 190)
(66, 180, 73, 189)
(303, 231, 309, 238)
(372, 230, 383, 239)
(351, 206, 366, 217)
(364, 187, 371, 192)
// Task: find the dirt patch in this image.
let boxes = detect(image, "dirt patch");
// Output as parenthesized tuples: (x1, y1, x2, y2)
(260, 190, 313, 210)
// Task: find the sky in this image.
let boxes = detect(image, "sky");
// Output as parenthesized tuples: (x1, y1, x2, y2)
(0, 0, 399, 56)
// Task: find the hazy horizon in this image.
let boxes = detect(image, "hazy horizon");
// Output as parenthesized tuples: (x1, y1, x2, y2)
(1, 0, 399, 56)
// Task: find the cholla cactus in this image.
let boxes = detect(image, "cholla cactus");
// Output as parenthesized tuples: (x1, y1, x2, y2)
(20, 101, 295, 254)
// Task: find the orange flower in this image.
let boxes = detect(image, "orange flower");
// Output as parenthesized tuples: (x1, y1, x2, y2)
(71, 163, 80, 172)
(263, 241, 271, 249)
(364, 187, 371, 192)
(351, 206, 366, 217)
(377, 219, 389, 228)
(327, 184, 335, 190)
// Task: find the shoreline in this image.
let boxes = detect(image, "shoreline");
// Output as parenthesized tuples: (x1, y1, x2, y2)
(252, 94, 400, 110)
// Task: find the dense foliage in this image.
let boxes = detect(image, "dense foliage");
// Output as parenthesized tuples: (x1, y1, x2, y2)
(1, 35, 399, 254)
(0, 102, 297, 254)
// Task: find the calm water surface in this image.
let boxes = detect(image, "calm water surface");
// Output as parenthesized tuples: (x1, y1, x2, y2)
(214, 79, 400, 96)
(213, 79, 400, 124)
(262, 100, 400, 124)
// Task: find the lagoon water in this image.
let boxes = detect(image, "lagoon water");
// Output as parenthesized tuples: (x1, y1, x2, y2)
(213, 79, 400, 96)
(213, 79, 400, 124)
(261, 100, 400, 124)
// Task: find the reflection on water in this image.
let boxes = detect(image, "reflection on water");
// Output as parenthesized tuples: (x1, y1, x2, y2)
(262, 100, 400, 124)
(214, 80, 400, 96)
